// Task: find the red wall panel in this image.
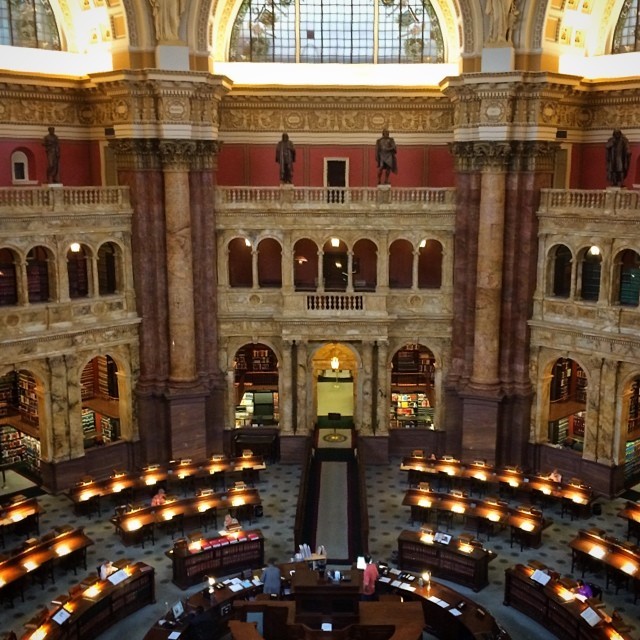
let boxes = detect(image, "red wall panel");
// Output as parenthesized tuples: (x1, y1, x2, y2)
(217, 142, 454, 188)
(0, 139, 96, 187)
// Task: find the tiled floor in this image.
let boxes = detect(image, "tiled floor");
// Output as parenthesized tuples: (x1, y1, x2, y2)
(1, 461, 639, 640)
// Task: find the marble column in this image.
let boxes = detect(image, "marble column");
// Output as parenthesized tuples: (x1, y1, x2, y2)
(377, 235, 389, 292)
(159, 140, 198, 384)
(251, 246, 258, 289)
(280, 341, 294, 434)
(375, 340, 389, 435)
(347, 251, 354, 293)
(15, 257, 28, 305)
(317, 250, 324, 292)
(226, 369, 235, 428)
(360, 341, 373, 434)
(412, 247, 419, 291)
(296, 340, 308, 434)
(470, 145, 510, 388)
(90, 254, 99, 298)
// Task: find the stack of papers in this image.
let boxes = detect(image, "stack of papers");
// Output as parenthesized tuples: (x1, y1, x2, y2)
(427, 595, 449, 608)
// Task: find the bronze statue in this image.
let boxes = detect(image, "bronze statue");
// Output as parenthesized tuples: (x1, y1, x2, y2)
(276, 133, 296, 184)
(606, 129, 631, 187)
(43, 126, 60, 183)
(376, 129, 397, 185)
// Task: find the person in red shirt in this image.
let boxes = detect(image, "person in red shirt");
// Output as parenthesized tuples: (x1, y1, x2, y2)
(362, 555, 379, 600)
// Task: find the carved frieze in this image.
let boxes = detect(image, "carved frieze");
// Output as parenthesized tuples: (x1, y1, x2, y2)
(219, 95, 453, 133)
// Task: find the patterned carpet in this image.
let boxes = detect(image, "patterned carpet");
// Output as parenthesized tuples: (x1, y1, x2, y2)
(1, 460, 639, 640)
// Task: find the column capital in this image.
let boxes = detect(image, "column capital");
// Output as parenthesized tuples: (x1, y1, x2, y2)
(192, 140, 222, 171)
(109, 138, 161, 171)
(450, 141, 512, 172)
(159, 140, 197, 170)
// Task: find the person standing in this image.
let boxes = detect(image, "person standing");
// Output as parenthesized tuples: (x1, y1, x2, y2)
(261, 558, 282, 596)
(276, 133, 296, 184)
(362, 555, 379, 600)
(43, 126, 60, 183)
(376, 130, 397, 184)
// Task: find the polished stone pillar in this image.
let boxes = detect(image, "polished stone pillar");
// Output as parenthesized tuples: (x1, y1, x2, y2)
(296, 340, 308, 433)
(375, 340, 389, 435)
(360, 341, 373, 434)
(17, 257, 28, 305)
(471, 144, 509, 389)
(160, 141, 198, 383)
(280, 340, 294, 434)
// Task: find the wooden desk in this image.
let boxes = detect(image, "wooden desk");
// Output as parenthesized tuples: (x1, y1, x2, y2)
(19, 561, 154, 640)
(377, 568, 509, 640)
(569, 529, 640, 599)
(292, 568, 362, 629)
(166, 529, 264, 589)
(111, 488, 262, 545)
(505, 562, 634, 640)
(402, 489, 548, 549)
(143, 571, 266, 640)
(617, 501, 640, 542)
(0, 496, 43, 545)
(397, 530, 495, 591)
(0, 527, 93, 607)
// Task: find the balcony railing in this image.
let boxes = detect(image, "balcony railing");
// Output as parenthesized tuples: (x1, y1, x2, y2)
(215, 186, 456, 210)
(306, 294, 364, 311)
(539, 188, 640, 215)
(0, 186, 131, 213)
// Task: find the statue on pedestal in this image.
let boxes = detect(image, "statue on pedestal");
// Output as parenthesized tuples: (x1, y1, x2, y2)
(43, 126, 60, 184)
(376, 129, 397, 185)
(606, 129, 631, 187)
(149, 0, 186, 42)
(276, 133, 296, 184)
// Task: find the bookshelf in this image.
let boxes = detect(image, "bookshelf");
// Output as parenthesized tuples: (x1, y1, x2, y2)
(0, 372, 17, 417)
(234, 345, 278, 389)
(0, 424, 41, 473)
(390, 392, 433, 429)
(18, 371, 38, 425)
(628, 381, 640, 434)
(169, 530, 264, 589)
(624, 438, 640, 481)
(550, 359, 571, 402)
(575, 368, 587, 403)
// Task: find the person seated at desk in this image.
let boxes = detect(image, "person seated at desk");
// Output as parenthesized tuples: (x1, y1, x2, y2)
(547, 468, 562, 483)
(224, 513, 240, 530)
(151, 487, 166, 507)
(574, 579, 593, 599)
(362, 555, 379, 601)
(428, 453, 437, 461)
(261, 558, 282, 596)
(99, 560, 117, 580)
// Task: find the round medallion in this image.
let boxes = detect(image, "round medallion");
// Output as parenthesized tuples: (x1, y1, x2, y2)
(323, 432, 348, 443)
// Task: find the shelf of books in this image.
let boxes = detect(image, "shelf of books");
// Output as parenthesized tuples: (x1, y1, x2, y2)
(0, 424, 41, 473)
(390, 392, 433, 429)
(18, 372, 38, 425)
(624, 438, 640, 481)
(0, 372, 17, 418)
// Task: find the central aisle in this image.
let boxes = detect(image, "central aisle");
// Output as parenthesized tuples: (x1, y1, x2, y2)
(314, 461, 350, 561)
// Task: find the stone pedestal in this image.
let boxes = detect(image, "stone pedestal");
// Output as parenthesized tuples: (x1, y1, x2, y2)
(156, 45, 190, 71)
(481, 46, 515, 73)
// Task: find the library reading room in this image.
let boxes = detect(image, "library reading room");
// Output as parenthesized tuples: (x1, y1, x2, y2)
(1, 1, 640, 639)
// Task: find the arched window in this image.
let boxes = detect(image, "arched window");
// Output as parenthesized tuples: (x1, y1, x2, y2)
(293, 238, 318, 291)
(322, 238, 347, 292)
(353, 239, 377, 292)
(417, 238, 442, 289)
(11, 150, 35, 183)
(257, 238, 282, 288)
(551, 245, 572, 298)
(0, 0, 61, 49)
(97, 242, 118, 295)
(27, 245, 51, 303)
(616, 249, 640, 306)
(228, 237, 253, 287)
(580, 246, 602, 302)
(613, 0, 640, 54)
(389, 239, 413, 289)
(0, 248, 18, 306)
(67, 244, 90, 299)
(229, 0, 444, 63)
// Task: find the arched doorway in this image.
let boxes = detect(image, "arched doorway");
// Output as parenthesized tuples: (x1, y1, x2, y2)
(313, 343, 357, 429)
